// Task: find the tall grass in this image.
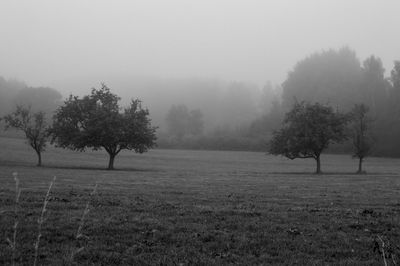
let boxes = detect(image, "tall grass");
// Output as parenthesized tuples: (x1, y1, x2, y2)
(6, 172, 21, 266)
(69, 183, 98, 264)
(33, 176, 56, 266)
(4, 173, 100, 265)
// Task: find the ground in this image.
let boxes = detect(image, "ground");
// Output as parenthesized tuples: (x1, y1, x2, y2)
(0, 136, 400, 265)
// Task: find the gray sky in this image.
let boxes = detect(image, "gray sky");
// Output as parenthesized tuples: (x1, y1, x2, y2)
(0, 0, 399, 92)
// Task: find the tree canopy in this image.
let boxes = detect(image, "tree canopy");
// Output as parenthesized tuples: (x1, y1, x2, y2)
(14, 87, 62, 114)
(282, 47, 362, 110)
(268, 101, 348, 173)
(165, 104, 204, 140)
(51, 84, 157, 170)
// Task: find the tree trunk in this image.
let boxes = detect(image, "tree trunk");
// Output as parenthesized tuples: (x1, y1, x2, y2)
(315, 155, 321, 174)
(36, 150, 42, 167)
(107, 153, 116, 170)
(357, 157, 363, 174)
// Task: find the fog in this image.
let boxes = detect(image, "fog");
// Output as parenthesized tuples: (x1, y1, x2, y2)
(0, 0, 399, 90)
(1, 1, 400, 152)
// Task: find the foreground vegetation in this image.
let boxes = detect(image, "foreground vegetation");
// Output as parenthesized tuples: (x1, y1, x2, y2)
(1, 137, 400, 265)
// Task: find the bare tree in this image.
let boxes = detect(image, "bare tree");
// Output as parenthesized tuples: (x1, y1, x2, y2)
(350, 104, 374, 174)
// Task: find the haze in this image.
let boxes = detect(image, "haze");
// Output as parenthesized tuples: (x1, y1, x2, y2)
(0, 0, 399, 93)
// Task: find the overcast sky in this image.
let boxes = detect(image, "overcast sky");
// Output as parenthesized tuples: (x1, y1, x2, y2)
(0, 0, 399, 92)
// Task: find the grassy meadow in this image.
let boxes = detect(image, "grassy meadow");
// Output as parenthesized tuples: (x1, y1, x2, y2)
(1, 136, 400, 265)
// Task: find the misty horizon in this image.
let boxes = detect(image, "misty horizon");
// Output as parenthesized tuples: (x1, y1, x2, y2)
(1, 0, 399, 93)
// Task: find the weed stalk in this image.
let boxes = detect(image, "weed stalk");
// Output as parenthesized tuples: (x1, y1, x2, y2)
(377, 235, 388, 266)
(6, 172, 22, 266)
(33, 176, 56, 266)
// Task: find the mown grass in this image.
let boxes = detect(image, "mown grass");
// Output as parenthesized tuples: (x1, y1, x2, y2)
(1, 136, 400, 265)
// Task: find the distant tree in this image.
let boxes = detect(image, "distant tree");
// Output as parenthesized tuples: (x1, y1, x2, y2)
(188, 109, 204, 135)
(268, 101, 348, 174)
(258, 81, 274, 114)
(250, 89, 283, 136)
(218, 82, 258, 127)
(165, 104, 203, 139)
(361, 56, 388, 115)
(282, 47, 362, 110)
(50, 84, 157, 170)
(350, 104, 374, 174)
(3, 106, 49, 166)
(0, 77, 27, 115)
(391, 60, 400, 90)
(14, 87, 62, 115)
(388, 61, 400, 112)
(166, 104, 191, 140)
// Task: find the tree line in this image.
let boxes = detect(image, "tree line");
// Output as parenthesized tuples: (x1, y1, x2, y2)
(157, 47, 400, 155)
(253, 47, 400, 157)
(0, 77, 62, 119)
(1, 46, 400, 163)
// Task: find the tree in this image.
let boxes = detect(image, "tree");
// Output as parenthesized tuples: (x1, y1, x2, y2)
(218, 82, 258, 127)
(361, 56, 388, 116)
(268, 101, 348, 174)
(391, 60, 400, 91)
(188, 109, 204, 135)
(50, 84, 157, 170)
(165, 104, 204, 140)
(3, 106, 49, 166)
(350, 104, 373, 174)
(0, 77, 27, 115)
(282, 47, 363, 111)
(14, 86, 62, 114)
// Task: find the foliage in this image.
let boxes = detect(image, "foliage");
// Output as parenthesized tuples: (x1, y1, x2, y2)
(350, 104, 374, 173)
(0, 77, 26, 115)
(218, 82, 259, 127)
(269, 101, 348, 173)
(282, 47, 362, 110)
(391, 60, 400, 90)
(3, 105, 48, 166)
(14, 87, 62, 114)
(165, 104, 204, 140)
(50, 84, 157, 170)
(0, 76, 62, 118)
(360, 56, 388, 115)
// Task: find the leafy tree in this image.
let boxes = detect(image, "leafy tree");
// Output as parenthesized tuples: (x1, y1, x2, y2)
(350, 104, 373, 174)
(361, 56, 388, 116)
(268, 101, 348, 174)
(50, 84, 157, 170)
(3, 106, 49, 166)
(282, 47, 362, 110)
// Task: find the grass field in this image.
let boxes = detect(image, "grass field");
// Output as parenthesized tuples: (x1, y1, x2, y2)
(1, 136, 400, 265)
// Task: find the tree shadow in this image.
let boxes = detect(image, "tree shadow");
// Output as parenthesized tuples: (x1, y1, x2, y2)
(44, 164, 163, 172)
(0, 160, 161, 173)
(269, 171, 398, 176)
